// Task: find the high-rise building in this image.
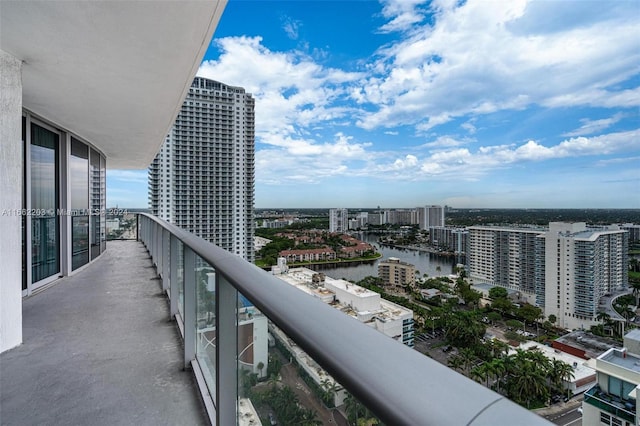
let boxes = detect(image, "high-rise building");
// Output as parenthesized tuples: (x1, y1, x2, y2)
(430, 226, 469, 254)
(418, 205, 445, 230)
(538, 222, 628, 330)
(467, 225, 542, 294)
(466, 222, 629, 330)
(149, 77, 255, 262)
(329, 208, 348, 232)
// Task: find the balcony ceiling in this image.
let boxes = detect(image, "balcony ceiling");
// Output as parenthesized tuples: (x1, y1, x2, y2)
(0, 0, 226, 168)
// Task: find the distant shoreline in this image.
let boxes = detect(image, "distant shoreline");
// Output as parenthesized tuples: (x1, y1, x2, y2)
(258, 252, 382, 270)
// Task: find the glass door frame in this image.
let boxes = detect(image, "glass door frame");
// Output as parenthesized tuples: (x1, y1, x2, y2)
(24, 115, 64, 294)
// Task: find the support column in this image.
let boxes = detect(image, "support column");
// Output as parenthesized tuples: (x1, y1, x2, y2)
(0, 50, 23, 353)
(216, 274, 238, 425)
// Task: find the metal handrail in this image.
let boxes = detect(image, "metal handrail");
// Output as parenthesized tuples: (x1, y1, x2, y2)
(138, 213, 551, 425)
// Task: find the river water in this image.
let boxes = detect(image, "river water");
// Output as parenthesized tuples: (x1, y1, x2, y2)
(307, 232, 462, 282)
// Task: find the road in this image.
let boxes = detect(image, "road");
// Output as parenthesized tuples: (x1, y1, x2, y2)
(545, 407, 582, 426)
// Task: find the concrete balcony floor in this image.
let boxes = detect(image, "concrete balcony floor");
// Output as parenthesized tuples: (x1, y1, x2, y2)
(0, 240, 207, 426)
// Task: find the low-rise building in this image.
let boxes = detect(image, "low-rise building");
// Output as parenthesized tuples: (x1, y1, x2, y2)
(378, 257, 416, 289)
(553, 330, 621, 360)
(269, 265, 414, 408)
(279, 248, 336, 263)
(254, 236, 271, 253)
(273, 266, 414, 347)
(517, 341, 596, 395)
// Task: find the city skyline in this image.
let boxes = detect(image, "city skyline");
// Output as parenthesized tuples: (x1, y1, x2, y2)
(107, 0, 640, 209)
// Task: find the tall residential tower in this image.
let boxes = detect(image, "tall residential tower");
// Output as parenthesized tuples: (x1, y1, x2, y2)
(466, 222, 629, 330)
(149, 77, 255, 262)
(329, 208, 348, 233)
(418, 205, 445, 230)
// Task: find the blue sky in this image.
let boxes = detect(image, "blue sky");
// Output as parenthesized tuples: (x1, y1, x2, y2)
(107, 0, 640, 209)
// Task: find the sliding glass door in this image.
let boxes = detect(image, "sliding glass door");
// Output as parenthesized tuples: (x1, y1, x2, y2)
(30, 123, 60, 284)
(71, 138, 89, 270)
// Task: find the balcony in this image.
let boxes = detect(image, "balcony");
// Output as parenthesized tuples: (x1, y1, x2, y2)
(0, 239, 207, 425)
(584, 385, 636, 424)
(2, 214, 551, 425)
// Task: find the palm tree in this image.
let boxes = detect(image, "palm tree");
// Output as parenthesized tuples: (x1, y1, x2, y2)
(470, 365, 486, 384)
(320, 378, 340, 407)
(631, 281, 640, 306)
(509, 360, 549, 408)
(300, 408, 322, 426)
(448, 354, 465, 373)
(459, 348, 476, 376)
(489, 358, 506, 393)
(551, 360, 576, 399)
(596, 310, 611, 323)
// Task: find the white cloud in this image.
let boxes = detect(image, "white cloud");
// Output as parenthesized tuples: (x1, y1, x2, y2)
(255, 132, 373, 184)
(419, 135, 471, 149)
(281, 16, 301, 40)
(378, 0, 427, 33)
(461, 120, 476, 135)
(355, 0, 640, 131)
(413, 129, 640, 179)
(198, 36, 364, 153)
(563, 113, 625, 137)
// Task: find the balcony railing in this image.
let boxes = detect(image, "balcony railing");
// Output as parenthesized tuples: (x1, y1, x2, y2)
(137, 213, 551, 425)
(584, 385, 636, 424)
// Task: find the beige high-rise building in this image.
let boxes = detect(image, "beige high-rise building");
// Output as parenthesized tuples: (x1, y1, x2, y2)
(466, 223, 629, 331)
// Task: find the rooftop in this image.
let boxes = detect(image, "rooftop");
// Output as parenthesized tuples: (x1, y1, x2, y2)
(601, 348, 640, 374)
(517, 342, 596, 383)
(274, 267, 412, 321)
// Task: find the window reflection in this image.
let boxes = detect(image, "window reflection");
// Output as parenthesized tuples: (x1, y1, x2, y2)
(31, 124, 59, 283)
(71, 138, 89, 270)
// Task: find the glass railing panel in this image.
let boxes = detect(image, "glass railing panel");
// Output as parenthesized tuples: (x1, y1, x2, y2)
(584, 387, 636, 424)
(195, 255, 217, 399)
(101, 208, 138, 241)
(236, 290, 382, 426)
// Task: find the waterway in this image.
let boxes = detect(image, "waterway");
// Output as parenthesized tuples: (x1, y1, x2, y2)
(307, 232, 463, 283)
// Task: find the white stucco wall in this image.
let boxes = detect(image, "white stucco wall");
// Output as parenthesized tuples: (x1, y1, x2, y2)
(0, 49, 23, 352)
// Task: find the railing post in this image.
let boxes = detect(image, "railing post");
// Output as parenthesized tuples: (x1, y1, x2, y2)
(155, 222, 161, 272)
(216, 273, 238, 426)
(162, 229, 169, 292)
(135, 214, 139, 242)
(150, 220, 156, 261)
(169, 234, 179, 318)
(183, 246, 196, 370)
(142, 216, 148, 248)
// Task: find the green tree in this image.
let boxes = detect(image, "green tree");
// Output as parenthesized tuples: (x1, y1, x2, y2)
(444, 311, 486, 348)
(488, 286, 509, 300)
(487, 311, 502, 325)
(631, 281, 640, 306)
(448, 354, 465, 373)
(491, 297, 515, 316)
(550, 359, 575, 399)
